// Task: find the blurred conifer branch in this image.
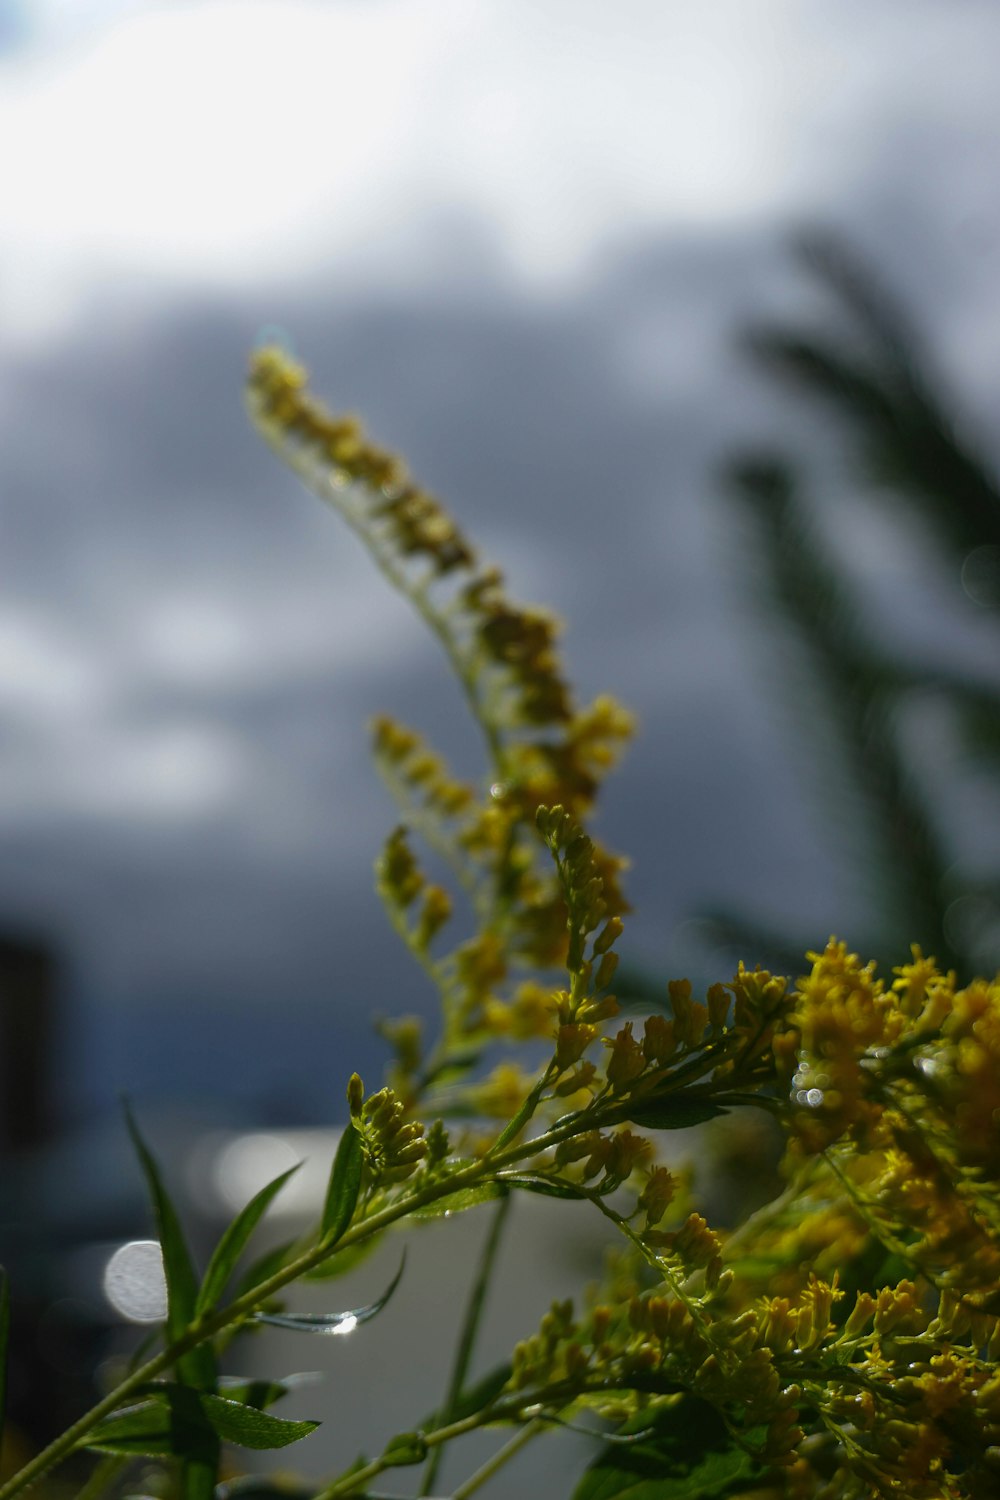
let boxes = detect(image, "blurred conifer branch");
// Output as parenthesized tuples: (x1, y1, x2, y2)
(703, 231, 1000, 978)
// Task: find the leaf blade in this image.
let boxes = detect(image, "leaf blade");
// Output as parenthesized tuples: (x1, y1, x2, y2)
(321, 1125, 363, 1246)
(572, 1399, 761, 1500)
(124, 1103, 215, 1391)
(195, 1164, 300, 1319)
(84, 1387, 318, 1457)
(198, 1393, 318, 1450)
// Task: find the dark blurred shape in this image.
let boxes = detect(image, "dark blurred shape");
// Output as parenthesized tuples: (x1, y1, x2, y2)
(746, 230, 1000, 560)
(706, 231, 1000, 979)
(0, 932, 57, 1153)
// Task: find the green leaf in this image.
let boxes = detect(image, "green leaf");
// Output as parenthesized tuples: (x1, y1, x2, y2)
(84, 1388, 214, 1461)
(84, 1387, 318, 1458)
(572, 1399, 760, 1500)
(124, 1104, 215, 1391)
(498, 1174, 587, 1201)
(627, 1099, 729, 1131)
(196, 1164, 300, 1319)
(254, 1253, 405, 1335)
(0, 1266, 9, 1438)
(491, 1083, 544, 1151)
(197, 1393, 318, 1450)
(411, 1182, 505, 1218)
(321, 1125, 363, 1245)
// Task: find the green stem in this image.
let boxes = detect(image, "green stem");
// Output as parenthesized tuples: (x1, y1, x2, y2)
(315, 1410, 488, 1500)
(0, 1102, 612, 1500)
(281, 443, 507, 777)
(0, 1064, 772, 1500)
(420, 1192, 514, 1495)
(450, 1419, 544, 1500)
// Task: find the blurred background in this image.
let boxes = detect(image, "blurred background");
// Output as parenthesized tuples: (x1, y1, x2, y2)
(2, 0, 1000, 1485)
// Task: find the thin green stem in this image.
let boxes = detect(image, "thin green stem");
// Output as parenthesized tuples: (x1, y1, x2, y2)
(420, 1193, 514, 1495)
(0, 1100, 616, 1500)
(314, 1410, 489, 1500)
(0, 1059, 774, 1500)
(286, 447, 507, 778)
(450, 1419, 544, 1500)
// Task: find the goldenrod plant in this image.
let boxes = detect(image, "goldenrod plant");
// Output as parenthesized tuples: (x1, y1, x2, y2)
(3, 349, 1000, 1500)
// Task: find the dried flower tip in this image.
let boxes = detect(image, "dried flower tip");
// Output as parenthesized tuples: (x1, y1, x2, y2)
(604, 1022, 646, 1091)
(642, 1014, 676, 1064)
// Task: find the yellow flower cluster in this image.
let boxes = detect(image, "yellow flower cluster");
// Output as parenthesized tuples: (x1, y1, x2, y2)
(347, 1075, 427, 1185)
(247, 347, 632, 989)
(245, 349, 1000, 1499)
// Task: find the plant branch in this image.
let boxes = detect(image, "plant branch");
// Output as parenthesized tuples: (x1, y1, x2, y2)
(420, 1192, 514, 1494)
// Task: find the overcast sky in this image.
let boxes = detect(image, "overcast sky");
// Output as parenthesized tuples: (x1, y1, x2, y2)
(2, 0, 1000, 1124)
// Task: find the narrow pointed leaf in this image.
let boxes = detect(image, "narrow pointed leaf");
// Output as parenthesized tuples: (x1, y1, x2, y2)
(124, 1104, 215, 1390)
(254, 1252, 405, 1335)
(491, 1083, 544, 1152)
(411, 1182, 505, 1219)
(84, 1389, 214, 1461)
(320, 1124, 363, 1245)
(84, 1386, 317, 1457)
(196, 1164, 300, 1319)
(197, 1393, 318, 1450)
(627, 1099, 729, 1131)
(498, 1174, 587, 1201)
(0, 1266, 9, 1438)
